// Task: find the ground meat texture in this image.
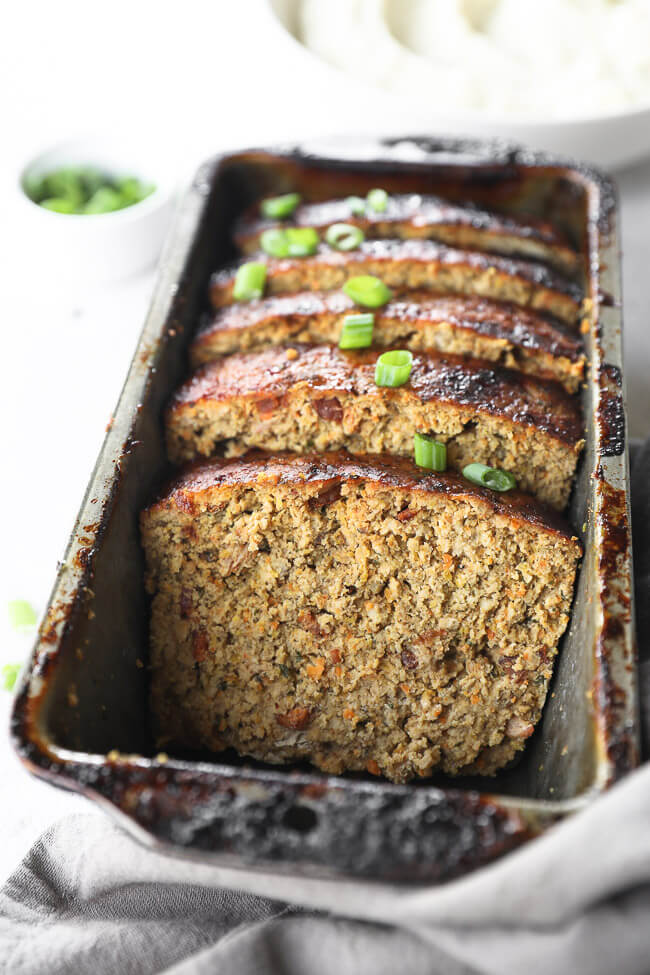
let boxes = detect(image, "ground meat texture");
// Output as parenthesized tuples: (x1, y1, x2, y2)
(209, 240, 582, 326)
(191, 291, 585, 393)
(141, 451, 581, 784)
(234, 194, 579, 277)
(165, 344, 584, 509)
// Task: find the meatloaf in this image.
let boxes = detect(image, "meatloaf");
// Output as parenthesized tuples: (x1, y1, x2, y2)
(142, 452, 581, 783)
(166, 344, 583, 509)
(235, 194, 579, 276)
(192, 290, 585, 392)
(210, 240, 582, 325)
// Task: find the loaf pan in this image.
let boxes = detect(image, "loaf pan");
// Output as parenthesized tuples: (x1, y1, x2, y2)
(11, 137, 639, 885)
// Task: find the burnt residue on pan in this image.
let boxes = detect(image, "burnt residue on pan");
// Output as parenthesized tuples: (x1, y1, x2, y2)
(593, 470, 638, 778)
(598, 363, 626, 457)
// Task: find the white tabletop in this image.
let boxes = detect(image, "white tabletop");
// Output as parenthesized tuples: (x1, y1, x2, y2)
(1, 0, 649, 886)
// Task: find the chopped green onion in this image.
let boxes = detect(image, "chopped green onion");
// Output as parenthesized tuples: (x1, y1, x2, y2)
(367, 188, 388, 212)
(286, 227, 319, 256)
(463, 463, 517, 492)
(83, 186, 123, 214)
(374, 350, 413, 388)
(233, 262, 267, 301)
(343, 275, 393, 308)
(40, 198, 78, 214)
(346, 195, 366, 216)
(339, 313, 374, 349)
(8, 599, 37, 630)
(2, 664, 21, 692)
(325, 223, 365, 251)
(260, 228, 290, 257)
(261, 193, 301, 219)
(414, 434, 447, 471)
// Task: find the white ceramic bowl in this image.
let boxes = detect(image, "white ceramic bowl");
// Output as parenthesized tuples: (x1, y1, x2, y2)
(267, 0, 650, 170)
(15, 139, 177, 284)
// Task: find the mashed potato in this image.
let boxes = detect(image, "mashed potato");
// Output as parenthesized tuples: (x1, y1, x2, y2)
(298, 0, 650, 119)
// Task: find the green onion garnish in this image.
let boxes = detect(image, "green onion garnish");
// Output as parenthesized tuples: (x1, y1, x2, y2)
(375, 350, 413, 388)
(260, 228, 290, 258)
(339, 313, 374, 349)
(367, 188, 388, 212)
(24, 167, 155, 215)
(286, 227, 319, 256)
(414, 434, 447, 471)
(261, 193, 301, 219)
(346, 195, 366, 216)
(463, 463, 517, 492)
(233, 262, 267, 301)
(2, 664, 21, 692)
(8, 599, 37, 630)
(343, 275, 393, 308)
(325, 223, 365, 251)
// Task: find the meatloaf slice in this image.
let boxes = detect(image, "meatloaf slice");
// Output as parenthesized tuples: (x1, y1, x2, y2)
(165, 345, 583, 509)
(142, 451, 581, 783)
(235, 194, 579, 275)
(210, 241, 582, 325)
(192, 290, 585, 392)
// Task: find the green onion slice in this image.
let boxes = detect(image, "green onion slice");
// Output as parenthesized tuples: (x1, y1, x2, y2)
(414, 434, 447, 471)
(261, 193, 301, 219)
(339, 313, 374, 349)
(8, 599, 37, 629)
(325, 222, 365, 251)
(286, 227, 319, 256)
(343, 275, 393, 308)
(374, 350, 413, 388)
(346, 195, 366, 216)
(367, 188, 388, 212)
(2, 663, 21, 692)
(463, 463, 517, 492)
(260, 228, 290, 257)
(233, 262, 267, 301)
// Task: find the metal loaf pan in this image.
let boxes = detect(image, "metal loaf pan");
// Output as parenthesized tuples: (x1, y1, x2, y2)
(11, 137, 639, 885)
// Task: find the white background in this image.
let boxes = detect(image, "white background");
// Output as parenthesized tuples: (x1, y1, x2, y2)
(1, 0, 649, 884)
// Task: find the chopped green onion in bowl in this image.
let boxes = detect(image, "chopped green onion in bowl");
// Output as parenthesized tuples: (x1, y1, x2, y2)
(367, 188, 388, 212)
(339, 313, 374, 349)
(233, 262, 267, 301)
(2, 664, 21, 693)
(24, 166, 155, 215)
(325, 223, 365, 251)
(343, 275, 393, 308)
(375, 350, 413, 388)
(463, 463, 517, 492)
(8, 599, 37, 630)
(414, 434, 447, 471)
(261, 193, 301, 219)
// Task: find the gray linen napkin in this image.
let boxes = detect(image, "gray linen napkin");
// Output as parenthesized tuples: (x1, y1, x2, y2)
(2, 441, 649, 975)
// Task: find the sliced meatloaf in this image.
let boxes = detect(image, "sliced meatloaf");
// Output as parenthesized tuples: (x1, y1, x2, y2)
(210, 241, 582, 325)
(165, 345, 583, 509)
(142, 451, 581, 783)
(235, 194, 579, 276)
(192, 290, 585, 392)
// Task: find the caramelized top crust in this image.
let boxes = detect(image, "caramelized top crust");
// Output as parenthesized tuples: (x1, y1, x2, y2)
(210, 240, 582, 320)
(195, 290, 584, 364)
(148, 449, 581, 545)
(170, 344, 584, 448)
(235, 194, 578, 272)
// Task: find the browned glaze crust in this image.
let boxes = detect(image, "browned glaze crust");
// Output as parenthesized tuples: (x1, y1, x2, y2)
(194, 290, 584, 366)
(150, 450, 580, 544)
(235, 194, 579, 275)
(171, 344, 584, 448)
(209, 241, 582, 324)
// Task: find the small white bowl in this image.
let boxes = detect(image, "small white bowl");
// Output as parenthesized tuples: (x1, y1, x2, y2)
(15, 139, 177, 284)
